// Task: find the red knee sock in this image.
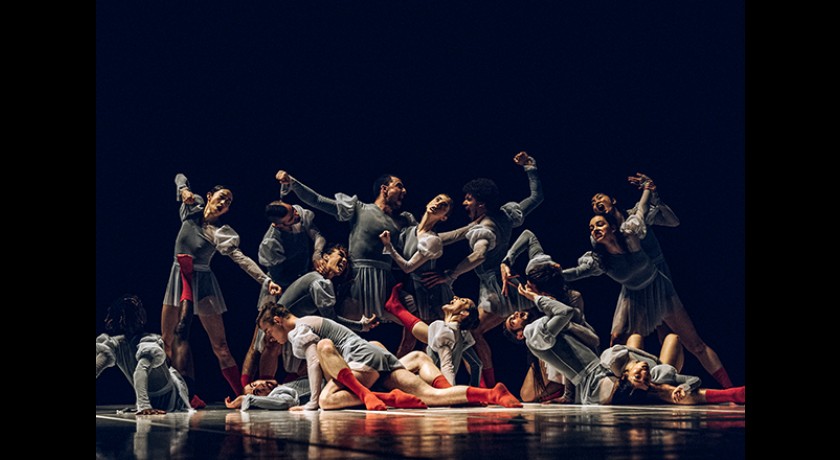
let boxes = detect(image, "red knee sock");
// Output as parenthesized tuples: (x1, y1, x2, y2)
(711, 367, 734, 388)
(384, 283, 422, 331)
(705, 386, 745, 404)
(481, 368, 496, 388)
(373, 389, 428, 409)
(189, 394, 206, 409)
(176, 254, 194, 302)
(336, 368, 387, 410)
(432, 375, 452, 389)
(240, 374, 252, 389)
(466, 383, 522, 408)
(221, 365, 244, 396)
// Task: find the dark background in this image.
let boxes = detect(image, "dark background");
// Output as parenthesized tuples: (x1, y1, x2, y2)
(96, 2, 745, 404)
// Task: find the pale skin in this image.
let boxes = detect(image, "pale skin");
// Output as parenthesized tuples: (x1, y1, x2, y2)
(161, 187, 282, 382)
(224, 379, 280, 408)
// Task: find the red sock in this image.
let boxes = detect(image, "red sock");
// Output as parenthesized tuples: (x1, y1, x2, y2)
(336, 368, 387, 410)
(221, 365, 244, 396)
(705, 386, 745, 404)
(481, 368, 496, 388)
(466, 383, 522, 408)
(176, 254, 194, 302)
(189, 394, 206, 409)
(432, 375, 452, 389)
(384, 283, 422, 331)
(373, 389, 428, 409)
(240, 374, 252, 389)
(711, 367, 734, 388)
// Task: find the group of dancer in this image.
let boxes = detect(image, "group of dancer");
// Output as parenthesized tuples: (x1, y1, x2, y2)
(96, 152, 745, 414)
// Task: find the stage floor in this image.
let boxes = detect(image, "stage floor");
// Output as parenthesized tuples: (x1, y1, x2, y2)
(96, 402, 745, 459)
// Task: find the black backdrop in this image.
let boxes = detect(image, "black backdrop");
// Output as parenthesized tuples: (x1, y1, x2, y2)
(96, 2, 745, 404)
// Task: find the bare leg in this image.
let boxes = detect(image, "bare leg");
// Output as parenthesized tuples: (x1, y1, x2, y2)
(240, 326, 262, 384)
(399, 351, 444, 385)
(658, 333, 685, 371)
(625, 333, 645, 349)
(382, 369, 521, 407)
(162, 303, 194, 380)
(198, 313, 243, 395)
(662, 301, 730, 386)
(472, 310, 505, 386)
(316, 339, 386, 410)
(258, 341, 282, 378)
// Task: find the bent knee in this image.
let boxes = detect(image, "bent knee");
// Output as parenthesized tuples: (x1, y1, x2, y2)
(316, 338, 336, 354)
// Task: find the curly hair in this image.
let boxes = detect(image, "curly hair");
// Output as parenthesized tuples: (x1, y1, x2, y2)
(462, 178, 500, 210)
(104, 294, 147, 337)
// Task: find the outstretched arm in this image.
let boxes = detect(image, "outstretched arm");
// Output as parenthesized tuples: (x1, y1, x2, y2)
(175, 173, 203, 220)
(514, 152, 544, 218)
(628, 173, 680, 227)
(380, 230, 431, 274)
(423, 238, 489, 288)
(561, 252, 605, 281)
(310, 280, 378, 332)
(306, 222, 327, 266)
(438, 221, 475, 246)
(276, 170, 347, 219)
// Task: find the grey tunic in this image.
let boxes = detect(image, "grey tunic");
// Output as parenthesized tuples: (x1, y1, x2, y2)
(425, 320, 477, 385)
(288, 176, 416, 321)
(393, 226, 452, 322)
(291, 316, 405, 373)
(239, 377, 313, 411)
(461, 164, 542, 316)
(563, 216, 681, 337)
(163, 174, 271, 315)
(96, 333, 190, 412)
(258, 205, 324, 290)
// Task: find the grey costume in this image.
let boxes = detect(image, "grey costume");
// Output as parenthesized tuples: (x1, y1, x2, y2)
(163, 174, 272, 315)
(96, 333, 191, 412)
(455, 163, 542, 316)
(239, 377, 313, 411)
(286, 176, 416, 321)
(564, 216, 682, 337)
(258, 204, 325, 290)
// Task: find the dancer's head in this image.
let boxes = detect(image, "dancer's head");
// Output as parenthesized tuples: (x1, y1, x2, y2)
(243, 379, 278, 396)
(591, 192, 618, 216)
(319, 244, 350, 279)
(442, 296, 479, 330)
(462, 178, 500, 220)
(104, 294, 147, 337)
(373, 174, 407, 210)
(424, 194, 453, 222)
(204, 185, 233, 221)
(524, 264, 571, 305)
(265, 201, 301, 230)
(257, 300, 294, 344)
(503, 310, 534, 342)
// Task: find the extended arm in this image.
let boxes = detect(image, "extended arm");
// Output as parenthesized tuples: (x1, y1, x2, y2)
(311, 280, 375, 332)
(561, 252, 605, 281)
(514, 152, 543, 218)
(276, 171, 346, 219)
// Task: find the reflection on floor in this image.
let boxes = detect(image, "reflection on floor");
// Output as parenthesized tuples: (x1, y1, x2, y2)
(96, 403, 745, 459)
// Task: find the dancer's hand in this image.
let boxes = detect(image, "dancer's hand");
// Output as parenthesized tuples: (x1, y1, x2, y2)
(628, 172, 656, 191)
(671, 387, 687, 403)
(275, 170, 291, 184)
(136, 408, 167, 415)
(513, 151, 535, 166)
(379, 230, 391, 246)
(500, 263, 517, 297)
(516, 282, 538, 302)
(361, 314, 380, 332)
(421, 271, 451, 288)
(225, 396, 244, 409)
(267, 281, 282, 296)
(180, 188, 196, 204)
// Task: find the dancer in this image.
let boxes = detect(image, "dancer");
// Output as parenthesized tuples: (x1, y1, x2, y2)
(97, 295, 191, 414)
(424, 151, 543, 387)
(382, 286, 483, 386)
(256, 244, 379, 383)
(257, 301, 522, 410)
(161, 173, 282, 402)
(241, 198, 326, 388)
(274, 170, 415, 324)
(223, 377, 313, 411)
(507, 282, 744, 405)
(379, 192, 475, 355)
(563, 185, 732, 388)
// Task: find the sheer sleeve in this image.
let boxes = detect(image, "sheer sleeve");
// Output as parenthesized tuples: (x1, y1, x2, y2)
(466, 225, 497, 252)
(133, 336, 167, 411)
(300, 341, 323, 410)
(241, 386, 300, 411)
(650, 364, 701, 393)
(310, 279, 365, 331)
(562, 251, 605, 281)
(429, 324, 457, 385)
(215, 226, 271, 285)
(289, 176, 357, 221)
(96, 334, 117, 378)
(517, 163, 543, 219)
(258, 227, 285, 268)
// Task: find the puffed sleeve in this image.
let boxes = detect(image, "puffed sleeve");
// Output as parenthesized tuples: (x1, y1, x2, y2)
(500, 202, 525, 228)
(465, 225, 497, 252)
(524, 254, 555, 277)
(523, 318, 557, 351)
(428, 323, 457, 352)
(258, 226, 286, 268)
(417, 233, 443, 260)
(334, 193, 359, 222)
(311, 278, 337, 309)
(241, 386, 300, 411)
(600, 345, 632, 376)
(400, 211, 418, 227)
(135, 336, 167, 369)
(215, 225, 271, 285)
(96, 334, 117, 378)
(214, 225, 241, 256)
(561, 251, 605, 281)
(619, 215, 647, 239)
(650, 364, 702, 393)
(289, 324, 322, 360)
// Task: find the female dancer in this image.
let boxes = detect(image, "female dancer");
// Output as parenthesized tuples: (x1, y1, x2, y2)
(161, 173, 282, 400)
(562, 185, 732, 388)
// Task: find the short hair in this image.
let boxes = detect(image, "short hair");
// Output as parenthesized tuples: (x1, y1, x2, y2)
(207, 184, 232, 200)
(373, 174, 396, 199)
(611, 378, 650, 405)
(462, 178, 500, 210)
(104, 294, 147, 337)
(265, 200, 290, 221)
